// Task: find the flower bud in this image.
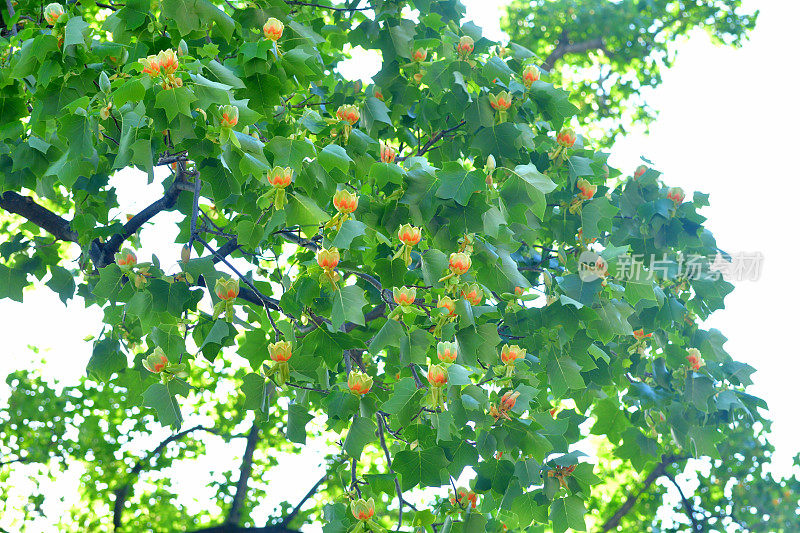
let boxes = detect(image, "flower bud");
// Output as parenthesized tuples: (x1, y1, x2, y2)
(215, 277, 239, 301)
(156, 49, 179, 75)
(220, 104, 238, 128)
(667, 187, 685, 205)
(485, 154, 496, 174)
(143, 347, 169, 373)
(427, 363, 448, 387)
(332, 189, 359, 214)
(457, 35, 474, 57)
(350, 497, 375, 521)
(500, 390, 520, 411)
(177, 39, 189, 57)
(380, 142, 397, 163)
(489, 91, 512, 111)
(686, 348, 704, 371)
(316, 247, 340, 271)
(393, 286, 417, 307)
(267, 166, 293, 188)
(348, 370, 373, 395)
(268, 340, 292, 363)
(576, 178, 597, 200)
(634, 164, 647, 179)
(335, 104, 360, 125)
(263, 17, 284, 41)
(437, 296, 456, 316)
(496, 45, 509, 58)
(437, 341, 458, 364)
(556, 128, 577, 148)
(460, 283, 482, 306)
(514, 286, 523, 296)
(114, 248, 137, 268)
(181, 244, 191, 263)
(139, 54, 160, 77)
(522, 64, 540, 88)
(44, 2, 64, 24)
(412, 48, 427, 62)
(397, 224, 421, 246)
(448, 252, 471, 276)
(500, 344, 525, 365)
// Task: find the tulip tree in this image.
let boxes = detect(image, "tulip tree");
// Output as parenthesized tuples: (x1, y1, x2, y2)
(0, 0, 786, 532)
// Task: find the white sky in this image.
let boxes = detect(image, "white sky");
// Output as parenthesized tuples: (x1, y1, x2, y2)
(1, 0, 799, 527)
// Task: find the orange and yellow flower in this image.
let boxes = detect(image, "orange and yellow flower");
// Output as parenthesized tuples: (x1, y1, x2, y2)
(500, 344, 525, 365)
(576, 178, 597, 200)
(267, 166, 293, 188)
(220, 105, 238, 128)
(461, 283, 483, 306)
(427, 363, 448, 387)
(348, 370, 373, 395)
(556, 128, 577, 148)
(397, 224, 421, 246)
(263, 18, 284, 41)
(437, 341, 458, 364)
(215, 277, 239, 301)
(449, 252, 471, 276)
(332, 189, 359, 214)
(522, 65, 540, 88)
(457, 35, 474, 57)
(268, 340, 292, 363)
(350, 498, 375, 521)
(114, 249, 137, 269)
(393, 286, 417, 307)
(489, 91, 512, 111)
(336, 105, 360, 125)
(686, 348, 705, 371)
(412, 48, 427, 62)
(143, 347, 169, 373)
(667, 187, 685, 205)
(316, 247, 340, 271)
(380, 142, 397, 163)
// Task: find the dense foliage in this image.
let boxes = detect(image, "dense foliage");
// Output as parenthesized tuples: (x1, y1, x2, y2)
(0, 0, 794, 532)
(502, 0, 758, 139)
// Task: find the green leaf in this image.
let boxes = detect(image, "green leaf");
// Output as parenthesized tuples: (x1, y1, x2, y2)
(549, 496, 587, 533)
(285, 193, 330, 231)
(362, 96, 392, 131)
(241, 373, 270, 415)
(142, 381, 186, 430)
(547, 354, 585, 397)
(0, 264, 26, 302)
(435, 163, 485, 206)
(379, 378, 425, 427)
(394, 446, 449, 491)
(318, 144, 353, 173)
(155, 87, 197, 123)
(63, 16, 90, 47)
(343, 415, 376, 459)
(331, 285, 367, 330)
(331, 220, 366, 249)
(287, 403, 315, 444)
(86, 338, 126, 381)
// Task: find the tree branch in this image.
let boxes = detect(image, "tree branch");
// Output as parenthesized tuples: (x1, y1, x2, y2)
(286, 0, 370, 11)
(601, 454, 686, 531)
(226, 422, 260, 526)
(543, 34, 606, 71)
(663, 471, 701, 532)
(0, 191, 79, 243)
(113, 425, 220, 531)
(396, 120, 466, 162)
(279, 471, 328, 527)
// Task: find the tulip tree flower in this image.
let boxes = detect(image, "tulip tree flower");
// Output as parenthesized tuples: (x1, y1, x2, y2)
(686, 348, 705, 371)
(347, 370, 373, 396)
(437, 341, 458, 364)
(213, 277, 239, 322)
(265, 340, 292, 385)
(257, 167, 293, 210)
(115, 249, 137, 270)
(393, 224, 421, 266)
(522, 64, 540, 88)
(327, 189, 359, 231)
(427, 363, 448, 410)
(667, 187, 685, 205)
(263, 18, 284, 41)
(44, 2, 64, 24)
(317, 247, 341, 287)
(457, 35, 474, 58)
(143, 347, 187, 383)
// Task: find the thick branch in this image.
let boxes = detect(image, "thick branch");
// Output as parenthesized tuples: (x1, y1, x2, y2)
(543, 34, 605, 71)
(226, 423, 260, 526)
(113, 425, 219, 531)
(396, 120, 466, 162)
(286, 0, 370, 11)
(97, 175, 188, 267)
(601, 455, 686, 531)
(279, 471, 328, 527)
(664, 472, 701, 532)
(0, 191, 79, 243)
